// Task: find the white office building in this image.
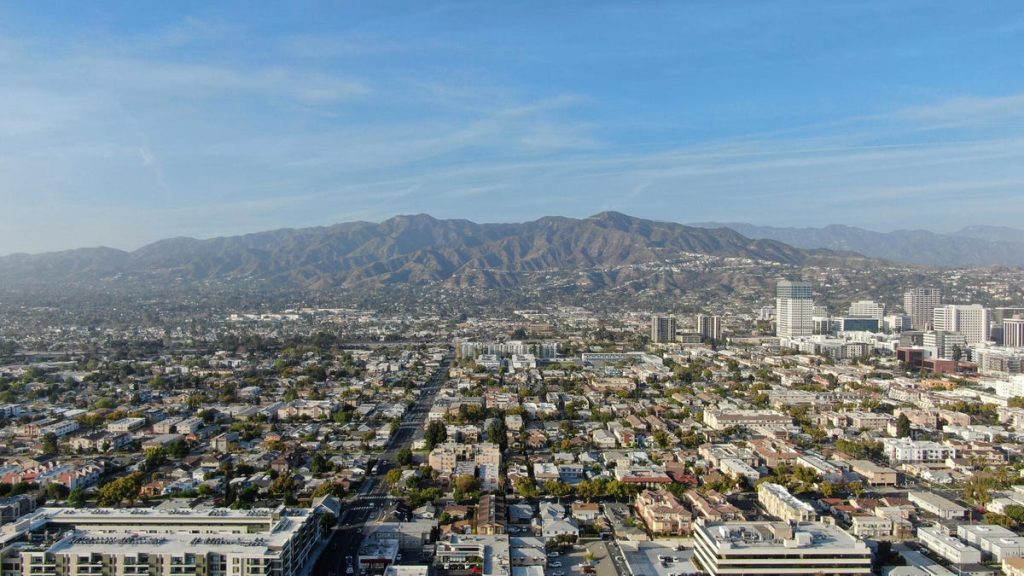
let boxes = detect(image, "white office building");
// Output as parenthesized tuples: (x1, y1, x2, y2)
(1005, 317, 1024, 348)
(933, 305, 991, 345)
(692, 520, 871, 576)
(848, 300, 885, 322)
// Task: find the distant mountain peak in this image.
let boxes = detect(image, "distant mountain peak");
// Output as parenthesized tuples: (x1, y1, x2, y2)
(691, 221, 1024, 268)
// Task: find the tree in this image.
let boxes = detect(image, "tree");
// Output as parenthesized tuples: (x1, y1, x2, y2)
(396, 448, 413, 466)
(143, 447, 167, 472)
(896, 413, 912, 438)
(314, 482, 347, 498)
(41, 432, 58, 455)
(453, 475, 481, 503)
(487, 419, 508, 451)
(67, 487, 86, 508)
(544, 479, 572, 499)
(98, 473, 143, 506)
(514, 477, 539, 499)
(652, 430, 670, 449)
(46, 483, 69, 502)
(311, 453, 331, 475)
(269, 473, 297, 499)
(576, 480, 601, 502)
(847, 481, 865, 497)
(819, 481, 838, 498)
(424, 420, 447, 450)
(168, 438, 190, 459)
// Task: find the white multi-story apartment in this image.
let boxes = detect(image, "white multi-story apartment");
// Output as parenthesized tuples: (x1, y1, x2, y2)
(0, 506, 327, 576)
(882, 438, 957, 464)
(933, 304, 991, 345)
(904, 287, 943, 331)
(918, 526, 981, 565)
(957, 524, 1024, 561)
(776, 280, 814, 338)
(692, 520, 871, 576)
(703, 409, 796, 433)
(757, 483, 816, 523)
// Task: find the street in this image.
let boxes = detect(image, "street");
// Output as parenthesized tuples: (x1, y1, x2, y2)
(313, 354, 451, 576)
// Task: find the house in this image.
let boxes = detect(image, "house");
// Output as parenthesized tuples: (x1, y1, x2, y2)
(570, 502, 601, 525)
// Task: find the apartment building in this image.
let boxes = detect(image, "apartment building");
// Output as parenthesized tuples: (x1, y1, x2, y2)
(636, 489, 692, 536)
(757, 483, 816, 523)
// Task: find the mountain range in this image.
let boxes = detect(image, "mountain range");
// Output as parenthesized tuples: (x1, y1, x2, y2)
(0, 213, 869, 292)
(690, 223, 1024, 268)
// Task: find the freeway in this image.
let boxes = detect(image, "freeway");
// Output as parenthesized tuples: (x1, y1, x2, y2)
(313, 354, 451, 576)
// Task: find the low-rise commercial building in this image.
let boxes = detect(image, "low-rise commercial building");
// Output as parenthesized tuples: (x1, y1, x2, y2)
(909, 492, 968, 520)
(692, 520, 871, 576)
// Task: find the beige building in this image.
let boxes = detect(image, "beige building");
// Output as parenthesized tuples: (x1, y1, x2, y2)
(848, 460, 898, 486)
(636, 489, 692, 536)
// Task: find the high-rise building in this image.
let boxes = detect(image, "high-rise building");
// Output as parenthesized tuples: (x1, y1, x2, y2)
(993, 308, 1024, 324)
(696, 314, 722, 342)
(650, 315, 677, 343)
(848, 300, 885, 322)
(1005, 317, 1024, 348)
(885, 314, 913, 333)
(904, 288, 943, 331)
(776, 280, 814, 338)
(933, 304, 991, 345)
(923, 331, 968, 360)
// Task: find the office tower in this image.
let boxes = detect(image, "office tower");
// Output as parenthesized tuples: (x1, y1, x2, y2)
(776, 280, 814, 338)
(933, 304, 991, 345)
(848, 300, 885, 322)
(696, 314, 722, 342)
(1005, 317, 1024, 348)
(904, 288, 942, 331)
(884, 314, 913, 333)
(650, 315, 677, 343)
(992, 308, 1024, 324)
(923, 331, 968, 360)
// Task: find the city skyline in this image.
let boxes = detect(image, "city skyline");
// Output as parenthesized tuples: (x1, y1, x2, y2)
(3, 2, 1024, 253)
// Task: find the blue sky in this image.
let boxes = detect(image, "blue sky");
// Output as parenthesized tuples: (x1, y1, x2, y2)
(2, 1, 1024, 254)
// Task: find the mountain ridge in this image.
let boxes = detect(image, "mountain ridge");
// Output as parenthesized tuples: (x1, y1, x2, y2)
(0, 212, 874, 291)
(690, 222, 1024, 267)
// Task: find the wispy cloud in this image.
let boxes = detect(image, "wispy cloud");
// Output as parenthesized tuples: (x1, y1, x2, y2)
(898, 93, 1024, 127)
